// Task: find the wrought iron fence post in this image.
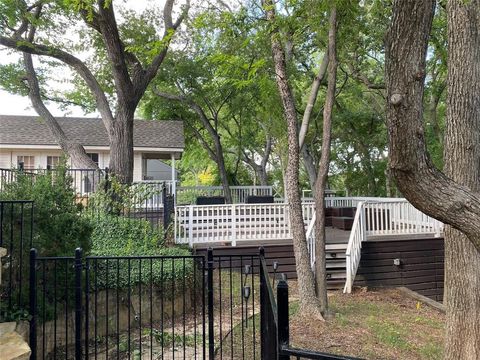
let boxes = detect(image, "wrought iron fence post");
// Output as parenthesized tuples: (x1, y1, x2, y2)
(74, 248, 83, 360)
(29, 248, 38, 360)
(277, 279, 290, 360)
(259, 247, 267, 359)
(207, 248, 215, 359)
(84, 257, 90, 360)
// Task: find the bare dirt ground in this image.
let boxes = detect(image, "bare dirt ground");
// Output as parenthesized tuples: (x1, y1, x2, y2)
(288, 284, 445, 360)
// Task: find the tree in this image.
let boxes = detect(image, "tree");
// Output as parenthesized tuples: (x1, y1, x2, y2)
(0, 0, 188, 182)
(263, 0, 323, 319)
(145, 6, 280, 199)
(313, 5, 337, 313)
(385, 0, 480, 358)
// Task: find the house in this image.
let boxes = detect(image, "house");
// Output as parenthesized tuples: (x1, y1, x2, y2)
(0, 115, 184, 184)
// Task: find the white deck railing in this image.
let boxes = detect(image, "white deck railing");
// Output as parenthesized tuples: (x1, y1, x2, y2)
(343, 200, 444, 293)
(175, 202, 315, 246)
(364, 201, 443, 236)
(176, 185, 273, 204)
(305, 212, 316, 268)
(344, 202, 366, 293)
(324, 196, 405, 208)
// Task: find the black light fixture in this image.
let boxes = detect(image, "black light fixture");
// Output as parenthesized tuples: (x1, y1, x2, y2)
(272, 261, 279, 288)
(243, 285, 251, 327)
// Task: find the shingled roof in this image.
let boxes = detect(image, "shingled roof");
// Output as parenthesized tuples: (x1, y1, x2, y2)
(0, 115, 184, 149)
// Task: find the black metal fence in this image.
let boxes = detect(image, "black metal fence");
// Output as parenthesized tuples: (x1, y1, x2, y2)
(0, 167, 175, 231)
(260, 251, 363, 360)
(29, 248, 268, 360)
(0, 200, 34, 321)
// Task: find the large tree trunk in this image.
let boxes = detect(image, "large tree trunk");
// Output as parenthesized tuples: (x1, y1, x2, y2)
(109, 109, 135, 184)
(385, 1, 480, 358)
(263, 0, 322, 319)
(443, 1, 480, 357)
(314, 7, 337, 314)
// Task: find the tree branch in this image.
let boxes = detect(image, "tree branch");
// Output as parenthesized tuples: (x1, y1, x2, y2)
(299, 49, 329, 150)
(22, 50, 97, 170)
(0, 36, 114, 133)
(97, 0, 134, 103)
(139, 0, 191, 94)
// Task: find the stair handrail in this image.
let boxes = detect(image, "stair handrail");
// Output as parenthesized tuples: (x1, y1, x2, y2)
(305, 210, 316, 269)
(344, 201, 366, 294)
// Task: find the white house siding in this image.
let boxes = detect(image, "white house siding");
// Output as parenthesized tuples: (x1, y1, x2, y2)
(0, 148, 65, 169)
(0, 150, 12, 169)
(0, 148, 145, 181)
(133, 152, 143, 181)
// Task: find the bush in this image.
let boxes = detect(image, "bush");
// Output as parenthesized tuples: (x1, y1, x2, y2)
(0, 165, 92, 256)
(89, 214, 165, 255)
(0, 165, 92, 321)
(88, 214, 194, 290)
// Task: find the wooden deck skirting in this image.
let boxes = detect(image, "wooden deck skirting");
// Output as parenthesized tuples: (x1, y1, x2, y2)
(355, 237, 444, 302)
(195, 236, 446, 300)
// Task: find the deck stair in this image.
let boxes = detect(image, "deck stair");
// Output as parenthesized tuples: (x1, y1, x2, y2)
(195, 240, 348, 289)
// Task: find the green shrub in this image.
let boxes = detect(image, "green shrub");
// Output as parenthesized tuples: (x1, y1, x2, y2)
(88, 214, 194, 290)
(89, 213, 165, 255)
(0, 164, 92, 321)
(0, 165, 92, 256)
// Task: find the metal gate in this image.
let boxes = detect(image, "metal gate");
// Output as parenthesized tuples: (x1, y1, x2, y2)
(29, 248, 262, 359)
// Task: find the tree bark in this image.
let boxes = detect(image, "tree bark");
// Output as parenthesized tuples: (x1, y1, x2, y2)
(109, 108, 135, 183)
(385, 0, 480, 358)
(213, 135, 233, 203)
(443, 1, 480, 357)
(314, 7, 337, 314)
(263, 0, 323, 319)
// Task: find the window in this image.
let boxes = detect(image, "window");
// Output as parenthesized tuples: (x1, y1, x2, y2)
(17, 155, 35, 170)
(47, 156, 61, 169)
(87, 153, 99, 166)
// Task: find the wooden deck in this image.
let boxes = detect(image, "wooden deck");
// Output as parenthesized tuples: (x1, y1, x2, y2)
(181, 199, 444, 296)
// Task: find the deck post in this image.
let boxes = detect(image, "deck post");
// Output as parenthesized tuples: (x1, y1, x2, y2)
(171, 153, 176, 205)
(231, 204, 237, 246)
(188, 205, 194, 247)
(345, 254, 351, 293)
